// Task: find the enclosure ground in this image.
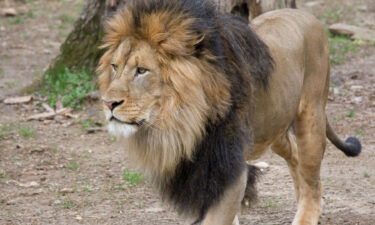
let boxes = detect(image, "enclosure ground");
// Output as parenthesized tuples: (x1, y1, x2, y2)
(1, 0, 374, 224)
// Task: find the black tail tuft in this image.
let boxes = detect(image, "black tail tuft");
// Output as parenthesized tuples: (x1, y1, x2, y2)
(343, 136, 362, 157)
(242, 164, 261, 206)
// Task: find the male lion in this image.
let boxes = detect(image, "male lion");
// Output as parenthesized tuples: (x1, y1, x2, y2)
(97, 0, 361, 224)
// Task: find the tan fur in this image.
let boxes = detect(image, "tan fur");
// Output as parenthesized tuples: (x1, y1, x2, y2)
(99, 3, 340, 224)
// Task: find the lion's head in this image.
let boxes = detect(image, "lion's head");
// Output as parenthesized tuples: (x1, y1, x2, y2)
(97, 0, 231, 176)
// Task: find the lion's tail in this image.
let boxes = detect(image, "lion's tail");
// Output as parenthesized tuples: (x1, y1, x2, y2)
(242, 164, 261, 207)
(326, 119, 361, 157)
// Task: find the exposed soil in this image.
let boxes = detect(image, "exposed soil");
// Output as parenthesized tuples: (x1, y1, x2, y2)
(0, 0, 374, 225)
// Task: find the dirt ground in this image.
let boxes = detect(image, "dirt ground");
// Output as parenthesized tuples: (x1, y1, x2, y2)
(0, 0, 374, 224)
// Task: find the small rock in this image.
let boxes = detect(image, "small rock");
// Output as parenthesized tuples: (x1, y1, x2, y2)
(352, 96, 363, 104)
(86, 127, 104, 134)
(333, 87, 340, 95)
(358, 5, 368, 12)
(305, 1, 320, 7)
(350, 85, 363, 90)
(60, 188, 74, 194)
(18, 181, 40, 188)
(54, 115, 65, 123)
(145, 207, 164, 213)
(254, 161, 270, 169)
(30, 148, 45, 154)
(75, 215, 83, 221)
(2, 8, 18, 17)
(6, 198, 20, 205)
(52, 199, 62, 205)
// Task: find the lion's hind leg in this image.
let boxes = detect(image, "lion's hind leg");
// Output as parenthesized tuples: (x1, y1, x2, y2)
(272, 105, 326, 225)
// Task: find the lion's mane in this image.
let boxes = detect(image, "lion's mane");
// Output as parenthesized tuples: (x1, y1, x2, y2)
(98, 0, 273, 221)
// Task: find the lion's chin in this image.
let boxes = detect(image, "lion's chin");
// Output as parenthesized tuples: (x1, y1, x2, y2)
(107, 121, 138, 138)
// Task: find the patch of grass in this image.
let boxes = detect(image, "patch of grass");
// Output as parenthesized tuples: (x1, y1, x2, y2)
(363, 172, 370, 178)
(108, 136, 117, 142)
(8, 16, 24, 25)
(78, 119, 96, 129)
(0, 68, 4, 79)
(41, 67, 95, 109)
(61, 199, 76, 209)
(20, 0, 35, 3)
(354, 130, 364, 137)
(346, 109, 356, 118)
(5, 82, 20, 88)
(320, 8, 342, 24)
(328, 32, 358, 65)
(0, 124, 13, 139)
(82, 183, 94, 192)
(122, 169, 144, 186)
(66, 161, 80, 170)
(262, 200, 279, 209)
(18, 125, 36, 138)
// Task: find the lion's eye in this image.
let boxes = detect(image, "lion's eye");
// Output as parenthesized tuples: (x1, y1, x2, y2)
(135, 67, 148, 76)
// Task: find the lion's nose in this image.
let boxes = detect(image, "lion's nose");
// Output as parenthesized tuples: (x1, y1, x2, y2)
(103, 100, 124, 111)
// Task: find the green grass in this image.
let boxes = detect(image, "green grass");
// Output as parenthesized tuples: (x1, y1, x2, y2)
(61, 199, 76, 209)
(320, 8, 342, 24)
(346, 109, 356, 118)
(0, 68, 4, 79)
(82, 183, 94, 192)
(18, 125, 36, 138)
(78, 119, 98, 129)
(66, 161, 80, 170)
(363, 172, 370, 178)
(41, 67, 95, 109)
(1, 123, 36, 139)
(262, 200, 279, 209)
(108, 136, 117, 142)
(115, 169, 144, 189)
(122, 169, 144, 186)
(8, 16, 24, 25)
(5, 82, 20, 88)
(355, 130, 364, 137)
(328, 32, 358, 65)
(0, 124, 13, 139)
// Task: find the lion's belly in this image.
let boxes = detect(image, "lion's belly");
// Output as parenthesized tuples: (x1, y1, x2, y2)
(246, 9, 317, 159)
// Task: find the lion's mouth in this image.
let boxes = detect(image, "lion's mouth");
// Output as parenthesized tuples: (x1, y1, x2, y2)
(110, 116, 145, 126)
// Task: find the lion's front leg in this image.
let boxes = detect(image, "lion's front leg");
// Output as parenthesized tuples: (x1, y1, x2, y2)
(200, 169, 247, 225)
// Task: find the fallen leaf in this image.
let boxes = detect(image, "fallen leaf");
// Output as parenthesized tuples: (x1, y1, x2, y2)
(60, 188, 74, 194)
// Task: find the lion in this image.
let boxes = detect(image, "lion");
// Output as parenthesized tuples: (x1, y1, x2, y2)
(97, 0, 362, 224)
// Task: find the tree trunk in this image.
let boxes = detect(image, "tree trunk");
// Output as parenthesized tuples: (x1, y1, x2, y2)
(40, 0, 295, 87)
